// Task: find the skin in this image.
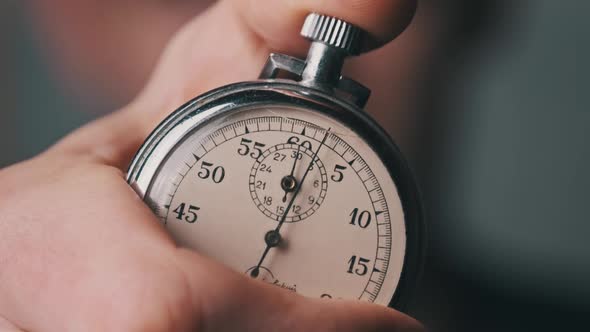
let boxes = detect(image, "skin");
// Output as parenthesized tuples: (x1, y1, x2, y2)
(0, 0, 424, 331)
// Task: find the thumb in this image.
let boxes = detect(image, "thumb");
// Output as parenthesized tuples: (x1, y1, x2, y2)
(176, 249, 423, 332)
(297, 299, 424, 332)
(132, 0, 417, 127)
(0, 316, 25, 332)
(50, 0, 416, 170)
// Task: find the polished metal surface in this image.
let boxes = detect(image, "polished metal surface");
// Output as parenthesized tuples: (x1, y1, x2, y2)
(300, 41, 346, 89)
(300, 13, 363, 55)
(126, 81, 363, 198)
(299, 13, 362, 93)
(258, 53, 305, 79)
(259, 13, 370, 108)
(126, 12, 424, 311)
(125, 80, 424, 311)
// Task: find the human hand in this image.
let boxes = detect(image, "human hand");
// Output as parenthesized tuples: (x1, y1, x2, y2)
(0, 1, 423, 331)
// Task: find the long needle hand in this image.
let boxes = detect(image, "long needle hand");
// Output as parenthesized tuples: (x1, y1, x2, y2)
(251, 129, 331, 278)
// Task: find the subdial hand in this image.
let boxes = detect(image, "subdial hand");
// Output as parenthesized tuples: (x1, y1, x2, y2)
(250, 129, 331, 278)
(282, 144, 301, 202)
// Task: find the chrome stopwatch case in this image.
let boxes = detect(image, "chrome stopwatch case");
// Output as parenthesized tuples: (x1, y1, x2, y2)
(127, 13, 424, 310)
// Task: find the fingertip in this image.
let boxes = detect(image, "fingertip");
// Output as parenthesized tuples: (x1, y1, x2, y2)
(230, 0, 418, 54)
(306, 0, 418, 50)
(297, 298, 425, 332)
(358, 303, 425, 332)
(0, 316, 25, 332)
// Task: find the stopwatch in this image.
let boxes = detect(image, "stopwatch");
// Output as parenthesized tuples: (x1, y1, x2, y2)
(127, 13, 424, 310)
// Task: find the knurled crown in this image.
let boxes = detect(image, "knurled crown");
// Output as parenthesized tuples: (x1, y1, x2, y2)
(300, 13, 364, 55)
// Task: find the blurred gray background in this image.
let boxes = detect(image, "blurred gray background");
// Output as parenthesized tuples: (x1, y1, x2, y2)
(1, 1, 588, 330)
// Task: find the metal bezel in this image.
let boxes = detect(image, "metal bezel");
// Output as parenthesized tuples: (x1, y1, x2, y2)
(126, 80, 425, 312)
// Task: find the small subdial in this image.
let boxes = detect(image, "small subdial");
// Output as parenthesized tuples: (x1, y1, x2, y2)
(249, 143, 328, 222)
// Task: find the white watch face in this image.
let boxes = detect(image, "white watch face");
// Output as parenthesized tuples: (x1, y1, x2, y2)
(144, 105, 407, 306)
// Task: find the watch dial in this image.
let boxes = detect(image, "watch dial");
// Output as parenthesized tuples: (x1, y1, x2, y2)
(144, 105, 407, 305)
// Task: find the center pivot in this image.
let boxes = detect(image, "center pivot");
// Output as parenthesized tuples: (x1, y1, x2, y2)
(281, 175, 297, 192)
(264, 230, 282, 248)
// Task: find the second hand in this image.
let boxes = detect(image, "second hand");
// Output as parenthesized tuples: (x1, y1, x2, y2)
(250, 129, 331, 278)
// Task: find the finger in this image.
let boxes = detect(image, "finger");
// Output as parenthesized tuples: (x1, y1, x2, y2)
(135, 0, 418, 116)
(232, 0, 418, 54)
(49, 108, 146, 169)
(296, 299, 424, 332)
(0, 317, 25, 332)
(176, 249, 423, 332)
(54, 0, 417, 169)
